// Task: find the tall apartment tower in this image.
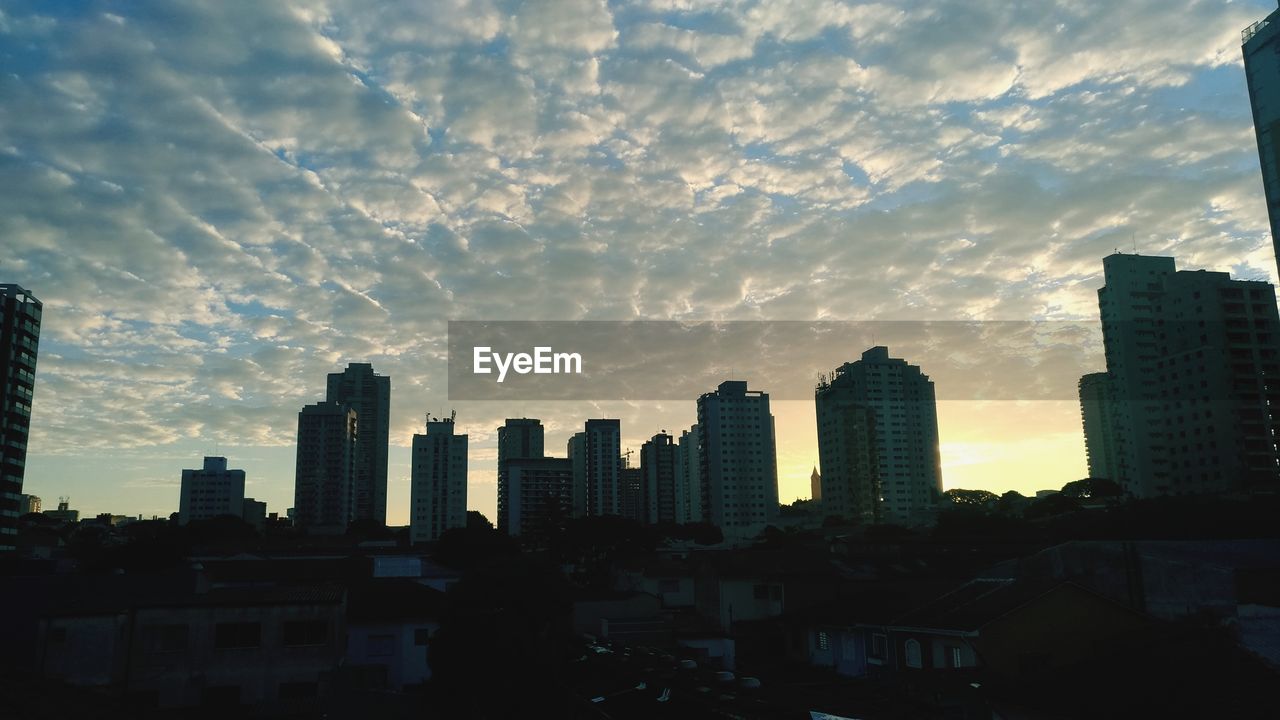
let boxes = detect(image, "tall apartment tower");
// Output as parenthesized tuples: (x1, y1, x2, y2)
(568, 431, 588, 518)
(178, 456, 246, 525)
(1078, 373, 1122, 481)
(1097, 253, 1175, 496)
(294, 401, 358, 534)
(502, 457, 574, 537)
(618, 460, 644, 523)
(410, 415, 468, 544)
(497, 418, 544, 534)
(1243, 6, 1280, 276)
(675, 425, 702, 524)
(697, 381, 779, 538)
(326, 363, 390, 525)
(641, 432, 678, 524)
(584, 419, 621, 516)
(816, 347, 941, 526)
(0, 285, 40, 552)
(1097, 254, 1280, 496)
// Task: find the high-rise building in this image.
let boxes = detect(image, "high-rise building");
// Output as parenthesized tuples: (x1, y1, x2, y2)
(293, 401, 358, 534)
(810, 467, 822, 503)
(410, 414, 467, 544)
(1096, 254, 1280, 496)
(1243, 7, 1280, 276)
(1078, 373, 1121, 481)
(497, 418, 544, 533)
(1, 284, 40, 552)
(816, 347, 941, 526)
(501, 457, 574, 537)
(697, 381, 779, 538)
(618, 462, 643, 523)
(675, 425, 702, 524)
(326, 363, 390, 525)
(584, 419, 621, 516)
(178, 457, 246, 525)
(641, 433, 678, 524)
(1097, 253, 1174, 497)
(568, 431, 588, 518)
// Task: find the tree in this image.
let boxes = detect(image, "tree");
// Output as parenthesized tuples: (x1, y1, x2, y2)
(465, 510, 493, 531)
(1060, 478, 1124, 500)
(943, 489, 999, 507)
(1025, 493, 1082, 520)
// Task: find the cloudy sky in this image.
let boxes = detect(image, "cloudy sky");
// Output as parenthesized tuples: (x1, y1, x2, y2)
(4, 0, 1276, 524)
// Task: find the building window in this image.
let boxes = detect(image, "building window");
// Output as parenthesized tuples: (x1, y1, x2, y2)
(282, 620, 328, 647)
(869, 633, 887, 660)
(817, 630, 830, 651)
(950, 646, 963, 668)
(214, 622, 261, 649)
(904, 638, 922, 669)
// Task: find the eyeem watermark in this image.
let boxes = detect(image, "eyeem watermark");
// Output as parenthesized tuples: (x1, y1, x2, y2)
(473, 346, 583, 383)
(448, 320, 1111, 401)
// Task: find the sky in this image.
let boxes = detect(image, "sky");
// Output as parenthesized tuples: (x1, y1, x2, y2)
(3, 0, 1278, 525)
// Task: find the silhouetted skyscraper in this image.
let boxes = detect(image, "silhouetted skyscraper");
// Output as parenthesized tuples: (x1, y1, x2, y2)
(294, 401, 357, 534)
(817, 347, 941, 526)
(810, 467, 822, 503)
(410, 415, 467, 543)
(568, 431, 587, 518)
(1243, 7, 1280, 276)
(179, 457, 246, 525)
(584, 419, 621, 516)
(1, 284, 40, 552)
(675, 425, 701, 524)
(1078, 372, 1121, 481)
(641, 432, 678, 524)
(697, 381, 779, 538)
(326, 363, 390, 525)
(1097, 254, 1280, 496)
(497, 418, 544, 533)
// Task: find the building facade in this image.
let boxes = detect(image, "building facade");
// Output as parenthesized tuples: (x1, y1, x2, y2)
(1, 284, 40, 552)
(1078, 372, 1121, 481)
(1096, 254, 1280, 496)
(584, 419, 621, 517)
(178, 457, 247, 525)
(502, 457, 574, 537)
(697, 381, 779, 538)
(641, 432, 678, 524)
(326, 363, 390, 525)
(293, 402, 357, 534)
(816, 347, 941, 526)
(497, 418, 544, 533)
(410, 416, 468, 544)
(1244, 7, 1280, 278)
(676, 425, 702, 524)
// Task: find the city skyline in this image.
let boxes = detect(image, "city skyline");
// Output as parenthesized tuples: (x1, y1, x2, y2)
(6, 0, 1279, 524)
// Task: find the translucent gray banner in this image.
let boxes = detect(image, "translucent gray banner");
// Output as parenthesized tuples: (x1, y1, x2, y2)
(447, 321, 1108, 401)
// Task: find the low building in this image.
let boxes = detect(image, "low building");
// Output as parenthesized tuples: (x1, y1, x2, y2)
(31, 571, 346, 710)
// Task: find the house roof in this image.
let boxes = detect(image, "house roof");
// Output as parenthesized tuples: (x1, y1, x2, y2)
(346, 578, 445, 622)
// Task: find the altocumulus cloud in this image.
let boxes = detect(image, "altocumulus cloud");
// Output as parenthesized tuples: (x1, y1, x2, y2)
(0, 0, 1275, 516)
